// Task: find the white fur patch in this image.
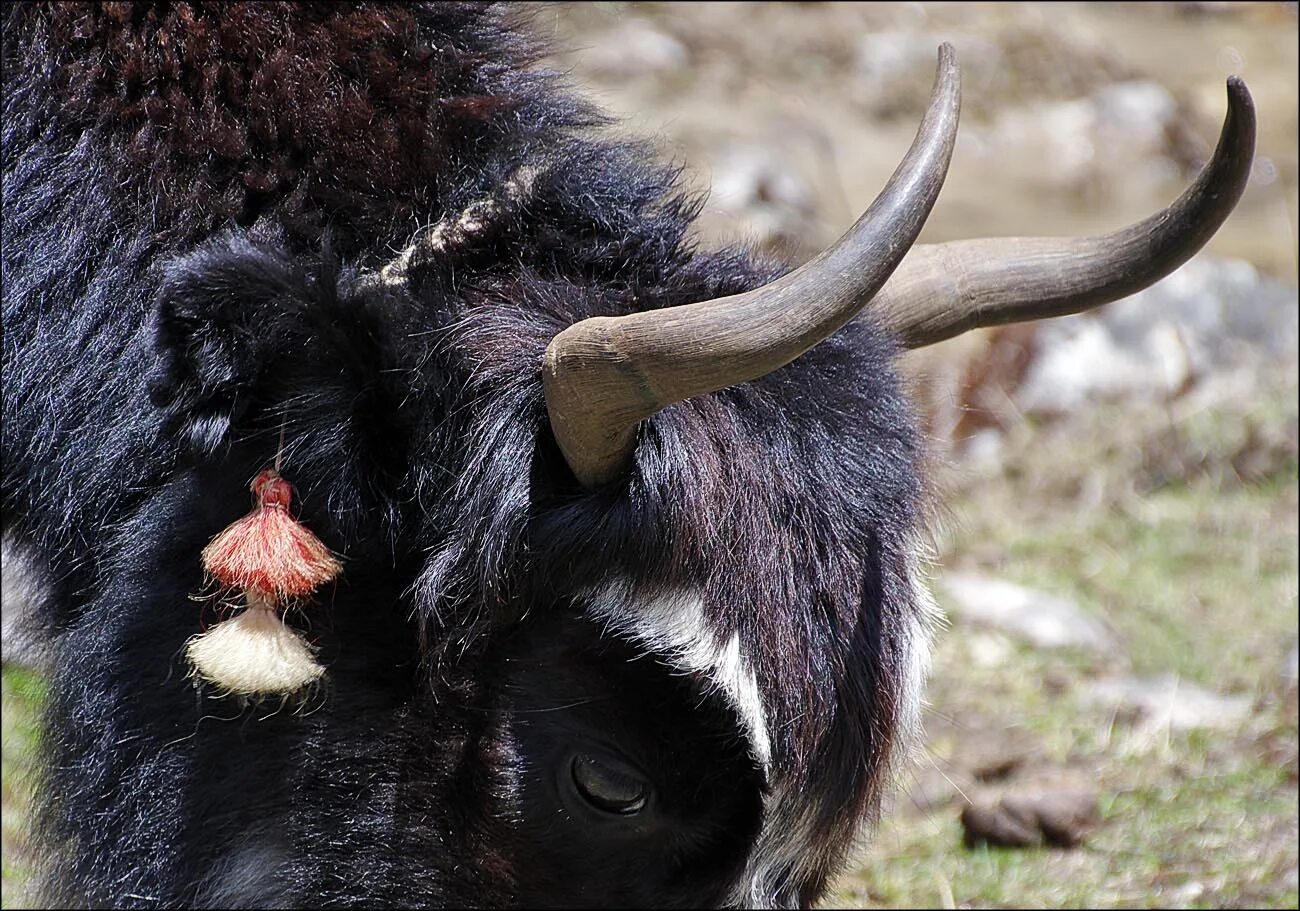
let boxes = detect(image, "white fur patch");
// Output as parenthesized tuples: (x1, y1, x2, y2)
(1, 532, 51, 669)
(584, 581, 772, 770)
(729, 539, 943, 909)
(896, 540, 943, 767)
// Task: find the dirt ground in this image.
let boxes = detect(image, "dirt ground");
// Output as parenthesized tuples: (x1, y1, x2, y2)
(537, 2, 1298, 277)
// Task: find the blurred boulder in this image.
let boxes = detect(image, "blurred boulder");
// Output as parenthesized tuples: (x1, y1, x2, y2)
(940, 572, 1122, 654)
(707, 142, 820, 257)
(1015, 253, 1299, 417)
(580, 20, 689, 81)
(975, 80, 1199, 201)
(1084, 674, 1252, 736)
(1014, 313, 1191, 415)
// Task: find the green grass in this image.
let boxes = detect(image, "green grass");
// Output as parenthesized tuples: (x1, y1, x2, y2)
(1, 666, 43, 910)
(836, 693, 1298, 909)
(958, 472, 1298, 690)
(835, 626, 1298, 908)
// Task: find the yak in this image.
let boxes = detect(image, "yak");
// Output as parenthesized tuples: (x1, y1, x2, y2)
(0, 3, 1254, 908)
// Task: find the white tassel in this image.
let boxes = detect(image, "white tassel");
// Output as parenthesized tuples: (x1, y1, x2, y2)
(186, 592, 324, 697)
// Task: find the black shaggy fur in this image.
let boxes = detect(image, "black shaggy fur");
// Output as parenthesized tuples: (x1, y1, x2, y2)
(2, 3, 929, 908)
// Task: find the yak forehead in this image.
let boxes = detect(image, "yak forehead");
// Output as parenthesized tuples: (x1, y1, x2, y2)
(390, 271, 934, 903)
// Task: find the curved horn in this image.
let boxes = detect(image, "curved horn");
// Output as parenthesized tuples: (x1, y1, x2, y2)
(544, 44, 962, 488)
(872, 76, 1256, 349)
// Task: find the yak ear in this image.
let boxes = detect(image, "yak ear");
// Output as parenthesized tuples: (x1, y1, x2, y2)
(147, 229, 320, 457)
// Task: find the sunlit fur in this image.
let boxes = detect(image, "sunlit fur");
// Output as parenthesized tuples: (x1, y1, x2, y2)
(2, 3, 933, 907)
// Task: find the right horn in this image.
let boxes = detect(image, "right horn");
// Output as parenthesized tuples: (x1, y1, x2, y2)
(543, 44, 962, 489)
(871, 76, 1256, 349)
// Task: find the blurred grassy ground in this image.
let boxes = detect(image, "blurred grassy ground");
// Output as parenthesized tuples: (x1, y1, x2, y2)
(2, 667, 42, 909)
(830, 362, 1298, 908)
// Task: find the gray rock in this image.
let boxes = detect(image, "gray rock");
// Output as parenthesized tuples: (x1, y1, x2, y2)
(1084, 674, 1252, 735)
(1095, 255, 1299, 360)
(1015, 253, 1299, 416)
(1013, 316, 1190, 415)
(939, 572, 1121, 654)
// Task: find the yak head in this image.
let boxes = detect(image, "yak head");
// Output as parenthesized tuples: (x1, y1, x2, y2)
(5, 3, 1253, 909)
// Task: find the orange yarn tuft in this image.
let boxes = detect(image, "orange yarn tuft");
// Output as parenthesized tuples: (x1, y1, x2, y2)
(201, 469, 341, 601)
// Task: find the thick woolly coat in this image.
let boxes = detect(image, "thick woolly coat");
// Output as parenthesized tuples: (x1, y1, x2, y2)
(2, 3, 931, 907)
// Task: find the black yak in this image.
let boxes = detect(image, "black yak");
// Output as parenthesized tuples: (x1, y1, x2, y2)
(0, 3, 1253, 908)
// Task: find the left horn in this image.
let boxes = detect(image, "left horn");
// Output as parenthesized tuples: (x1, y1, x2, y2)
(543, 43, 962, 488)
(871, 76, 1255, 349)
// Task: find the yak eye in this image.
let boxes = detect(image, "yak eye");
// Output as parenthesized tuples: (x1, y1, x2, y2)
(570, 753, 650, 815)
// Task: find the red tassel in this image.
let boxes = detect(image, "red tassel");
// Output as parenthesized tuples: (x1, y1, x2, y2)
(201, 469, 341, 601)
(190, 467, 340, 696)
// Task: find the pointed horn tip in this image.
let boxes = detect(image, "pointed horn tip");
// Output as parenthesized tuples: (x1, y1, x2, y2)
(935, 42, 958, 79)
(1215, 74, 1255, 174)
(932, 44, 960, 114)
(1225, 74, 1254, 116)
